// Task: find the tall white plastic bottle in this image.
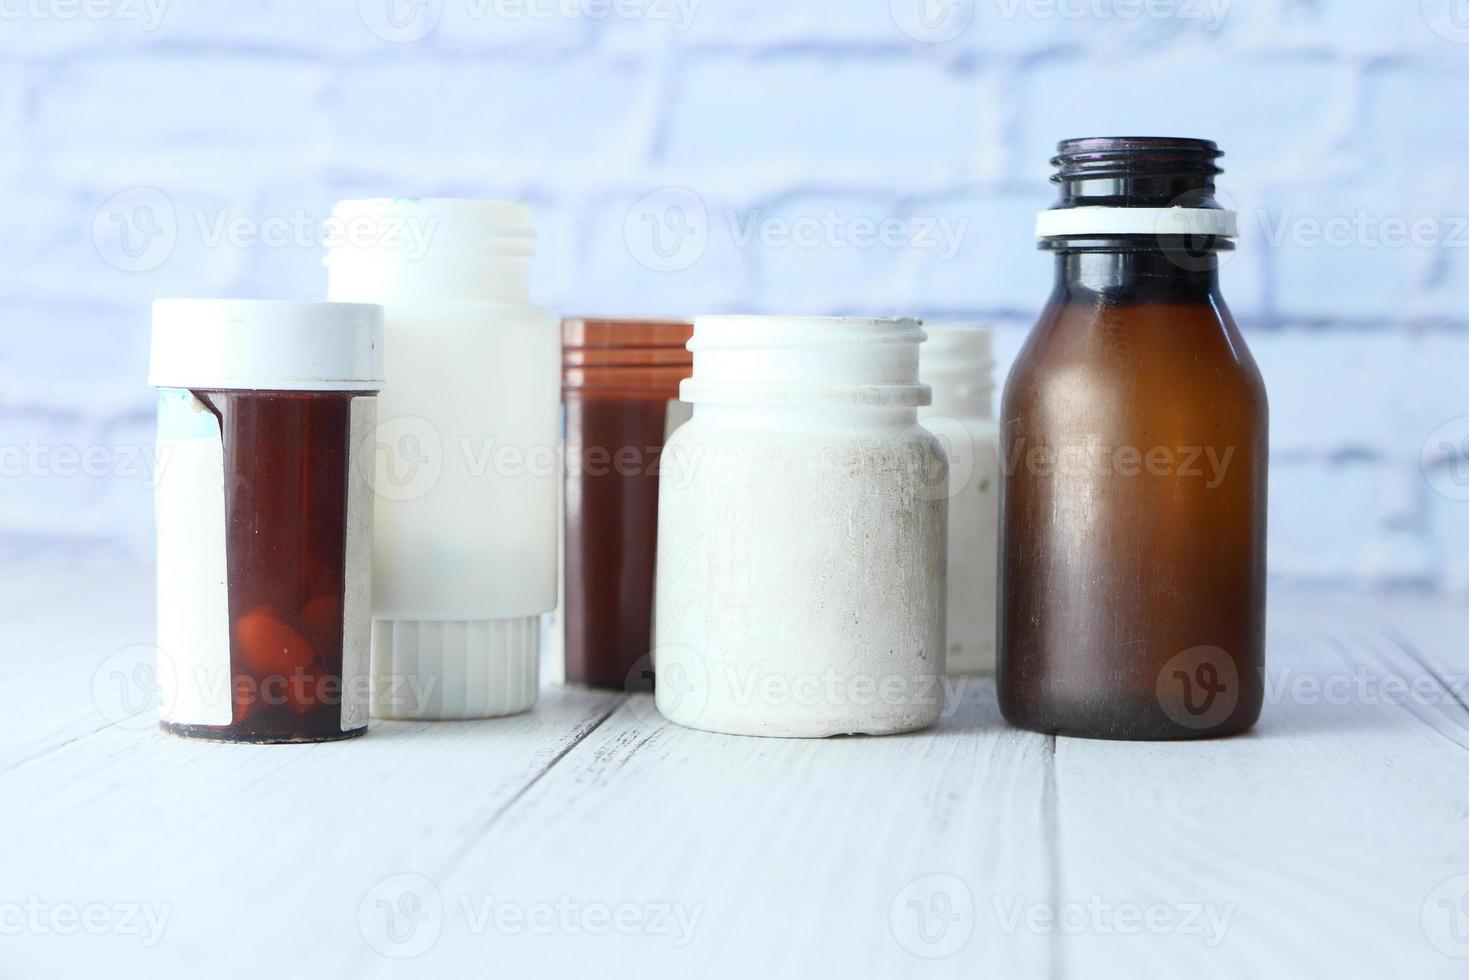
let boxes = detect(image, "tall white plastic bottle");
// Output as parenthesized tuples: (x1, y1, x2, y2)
(325, 199, 559, 719)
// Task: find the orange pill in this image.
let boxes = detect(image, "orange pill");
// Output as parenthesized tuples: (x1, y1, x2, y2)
(285, 667, 323, 715)
(299, 594, 341, 652)
(234, 606, 316, 679)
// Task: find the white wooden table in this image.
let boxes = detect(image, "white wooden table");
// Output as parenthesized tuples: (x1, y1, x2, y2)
(6, 561, 1469, 978)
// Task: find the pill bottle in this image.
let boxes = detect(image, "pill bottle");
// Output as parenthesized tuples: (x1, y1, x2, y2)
(561, 317, 693, 690)
(917, 324, 1000, 675)
(150, 300, 383, 743)
(654, 315, 948, 738)
(325, 199, 559, 720)
(999, 137, 1268, 740)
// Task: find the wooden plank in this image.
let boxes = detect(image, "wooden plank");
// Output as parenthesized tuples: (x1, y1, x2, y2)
(1048, 597, 1469, 979)
(4, 574, 1467, 978)
(0, 562, 159, 771)
(0, 678, 620, 978)
(412, 678, 1057, 979)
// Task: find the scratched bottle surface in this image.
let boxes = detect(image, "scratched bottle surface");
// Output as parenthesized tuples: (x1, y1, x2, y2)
(998, 138, 1268, 740)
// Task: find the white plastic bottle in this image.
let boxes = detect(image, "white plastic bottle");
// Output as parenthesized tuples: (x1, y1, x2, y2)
(325, 199, 559, 719)
(918, 324, 1000, 674)
(654, 315, 948, 738)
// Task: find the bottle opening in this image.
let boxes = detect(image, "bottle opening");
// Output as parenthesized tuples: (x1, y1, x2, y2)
(680, 315, 930, 408)
(1037, 136, 1235, 253)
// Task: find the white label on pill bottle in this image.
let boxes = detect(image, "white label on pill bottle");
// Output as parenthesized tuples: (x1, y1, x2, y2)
(155, 389, 232, 725)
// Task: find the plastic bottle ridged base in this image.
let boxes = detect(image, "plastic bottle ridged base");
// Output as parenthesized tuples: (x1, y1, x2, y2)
(370, 616, 540, 720)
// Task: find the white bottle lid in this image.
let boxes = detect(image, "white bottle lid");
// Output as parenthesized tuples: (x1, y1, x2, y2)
(150, 299, 385, 391)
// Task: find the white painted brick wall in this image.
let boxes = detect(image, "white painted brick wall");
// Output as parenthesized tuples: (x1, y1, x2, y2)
(3, 0, 1464, 594)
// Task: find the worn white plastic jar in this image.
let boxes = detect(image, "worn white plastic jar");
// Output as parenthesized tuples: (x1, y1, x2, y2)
(918, 324, 1000, 674)
(654, 315, 948, 738)
(325, 199, 559, 720)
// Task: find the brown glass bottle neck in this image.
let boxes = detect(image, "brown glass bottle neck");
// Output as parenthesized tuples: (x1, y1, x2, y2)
(1051, 249, 1220, 306)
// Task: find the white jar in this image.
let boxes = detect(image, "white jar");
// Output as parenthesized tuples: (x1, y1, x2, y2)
(654, 316, 948, 738)
(325, 199, 559, 720)
(918, 324, 1000, 674)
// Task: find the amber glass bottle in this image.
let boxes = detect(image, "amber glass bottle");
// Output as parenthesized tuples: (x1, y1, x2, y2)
(998, 138, 1268, 740)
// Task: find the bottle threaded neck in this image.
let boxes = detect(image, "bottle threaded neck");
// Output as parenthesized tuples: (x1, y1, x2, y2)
(681, 315, 930, 409)
(1038, 136, 1234, 254)
(1051, 136, 1223, 208)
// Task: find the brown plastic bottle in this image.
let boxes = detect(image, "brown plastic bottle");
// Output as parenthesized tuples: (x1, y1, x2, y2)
(190, 391, 362, 742)
(998, 138, 1268, 740)
(150, 299, 381, 743)
(561, 318, 693, 690)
